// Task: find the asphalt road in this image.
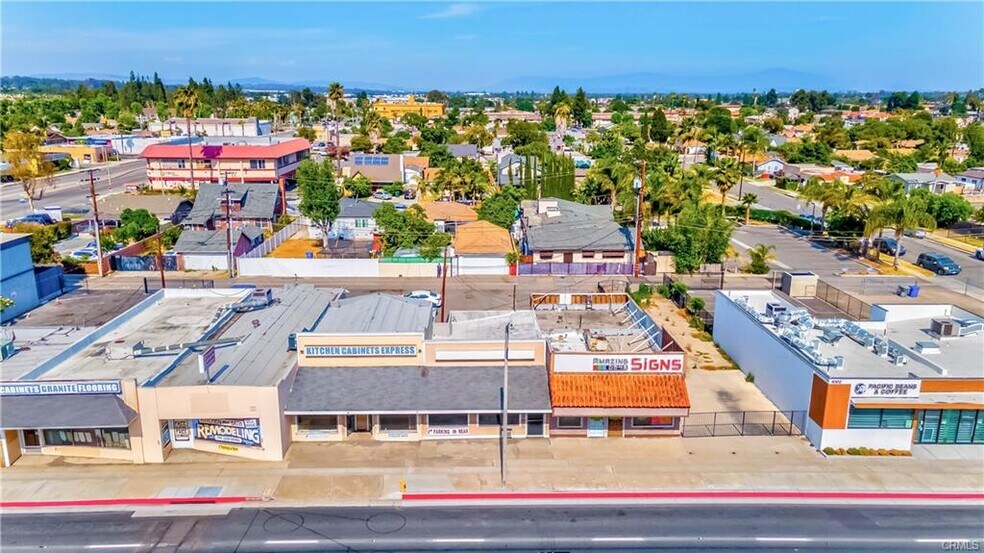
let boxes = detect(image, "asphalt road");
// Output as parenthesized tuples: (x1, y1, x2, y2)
(889, 235, 984, 293)
(2, 505, 981, 552)
(1, 159, 146, 220)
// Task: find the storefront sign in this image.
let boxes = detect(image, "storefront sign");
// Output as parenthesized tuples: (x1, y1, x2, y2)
(195, 418, 262, 447)
(835, 379, 922, 399)
(426, 426, 469, 436)
(553, 353, 685, 374)
(587, 417, 608, 437)
(0, 380, 121, 397)
(304, 345, 418, 357)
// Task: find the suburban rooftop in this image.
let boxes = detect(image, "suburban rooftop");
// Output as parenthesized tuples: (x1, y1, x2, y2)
(432, 310, 542, 341)
(306, 293, 435, 335)
(719, 290, 984, 380)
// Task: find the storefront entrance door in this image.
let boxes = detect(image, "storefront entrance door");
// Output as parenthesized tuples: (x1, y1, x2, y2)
(20, 430, 41, 449)
(609, 417, 624, 436)
(347, 415, 372, 433)
(527, 414, 545, 437)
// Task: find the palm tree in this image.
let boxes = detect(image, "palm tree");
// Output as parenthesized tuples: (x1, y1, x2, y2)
(713, 157, 741, 212)
(554, 102, 572, 134)
(327, 82, 345, 171)
(747, 243, 776, 274)
(740, 193, 758, 225)
(173, 86, 200, 189)
(736, 126, 766, 199)
(360, 107, 383, 150)
(869, 196, 937, 269)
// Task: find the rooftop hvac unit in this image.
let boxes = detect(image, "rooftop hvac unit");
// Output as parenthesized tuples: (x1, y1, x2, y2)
(765, 302, 787, 318)
(931, 318, 958, 338)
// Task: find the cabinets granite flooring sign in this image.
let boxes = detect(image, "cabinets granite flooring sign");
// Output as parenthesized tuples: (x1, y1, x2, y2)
(196, 418, 262, 447)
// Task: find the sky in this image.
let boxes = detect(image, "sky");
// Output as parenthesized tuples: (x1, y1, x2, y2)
(2, 2, 982, 92)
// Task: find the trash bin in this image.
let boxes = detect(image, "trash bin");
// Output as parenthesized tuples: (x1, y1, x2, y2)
(897, 285, 908, 297)
(908, 284, 920, 298)
(305, 251, 314, 259)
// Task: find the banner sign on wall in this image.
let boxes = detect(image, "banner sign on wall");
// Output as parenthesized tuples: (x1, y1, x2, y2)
(834, 379, 922, 399)
(195, 418, 262, 447)
(0, 380, 122, 397)
(304, 345, 418, 357)
(553, 353, 685, 374)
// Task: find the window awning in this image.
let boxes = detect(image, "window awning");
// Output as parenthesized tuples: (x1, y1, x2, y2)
(0, 394, 137, 430)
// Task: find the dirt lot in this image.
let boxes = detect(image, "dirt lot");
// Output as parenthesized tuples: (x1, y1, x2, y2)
(268, 237, 325, 258)
(645, 297, 733, 370)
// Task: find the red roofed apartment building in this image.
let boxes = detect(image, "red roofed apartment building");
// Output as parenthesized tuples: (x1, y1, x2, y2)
(141, 138, 311, 189)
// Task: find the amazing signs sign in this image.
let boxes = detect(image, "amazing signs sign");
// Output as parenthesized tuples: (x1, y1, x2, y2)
(553, 353, 685, 374)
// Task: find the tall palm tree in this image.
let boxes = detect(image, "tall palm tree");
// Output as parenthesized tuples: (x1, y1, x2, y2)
(554, 102, 572, 134)
(740, 193, 758, 225)
(869, 196, 937, 269)
(327, 82, 345, 171)
(736, 125, 766, 199)
(713, 157, 741, 212)
(360, 107, 383, 150)
(173, 86, 200, 189)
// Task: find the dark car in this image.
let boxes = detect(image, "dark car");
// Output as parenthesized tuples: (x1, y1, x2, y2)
(7, 213, 56, 227)
(403, 189, 415, 200)
(916, 252, 962, 275)
(874, 237, 906, 256)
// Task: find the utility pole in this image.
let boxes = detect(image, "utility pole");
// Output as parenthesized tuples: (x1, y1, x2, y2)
(86, 169, 105, 278)
(155, 221, 166, 290)
(499, 322, 511, 485)
(439, 245, 449, 322)
(633, 160, 646, 278)
(222, 177, 234, 279)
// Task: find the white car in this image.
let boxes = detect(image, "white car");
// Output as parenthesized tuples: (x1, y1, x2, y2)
(975, 248, 984, 261)
(904, 228, 927, 239)
(404, 290, 442, 307)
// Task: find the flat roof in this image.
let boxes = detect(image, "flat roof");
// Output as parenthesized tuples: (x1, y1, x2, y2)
(286, 365, 551, 414)
(719, 291, 984, 380)
(306, 293, 434, 335)
(433, 311, 542, 341)
(537, 309, 658, 353)
(0, 327, 99, 381)
(0, 233, 31, 246)
(158, 285, 343, 387)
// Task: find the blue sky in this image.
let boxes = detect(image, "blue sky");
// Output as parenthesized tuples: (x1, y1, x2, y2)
(2, 2, 982, 91)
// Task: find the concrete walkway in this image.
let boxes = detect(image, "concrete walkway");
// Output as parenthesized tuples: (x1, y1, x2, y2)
(2, 437, 981, 508)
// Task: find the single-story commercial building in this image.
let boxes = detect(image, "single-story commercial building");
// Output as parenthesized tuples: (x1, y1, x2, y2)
(713, 290, 984, 451)
(0, 286, 343, 466)
(533, 292, 691, 437)
(285, 294, 551, 442)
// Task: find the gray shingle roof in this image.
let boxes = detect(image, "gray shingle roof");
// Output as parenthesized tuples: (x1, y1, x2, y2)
(309, 293, 434, 334)
(889, 172, 958, 184)
(338, 197, 382, 219)
(285, 365, 551, 414)
(521, 198, 634, 252)
(172, 225, 262, 253)
(448, 144, 479, 158)
(0, 394, 137, 429)
(184, 183, 280, 226)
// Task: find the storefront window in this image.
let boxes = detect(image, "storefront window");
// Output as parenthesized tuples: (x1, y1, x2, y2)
(478, 414, 521, 426)
(556, 417, 584, 429)
(379, 415, 417, 431)
(847, 407, 914, 429)
(630, 417, 676, 429)
(427, 414, 468, 427)
(42, 428, 131, 449)
(297, 416, 337, 431)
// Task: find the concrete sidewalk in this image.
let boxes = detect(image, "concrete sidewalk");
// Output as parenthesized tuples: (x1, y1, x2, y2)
(2, 437, 982, 508)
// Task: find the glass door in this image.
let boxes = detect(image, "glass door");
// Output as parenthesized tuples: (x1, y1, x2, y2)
(917, 410, 940, 444)
(20, 430, 42, 449)
(527, 414, 544, 437)
(937, 410, 960, 444)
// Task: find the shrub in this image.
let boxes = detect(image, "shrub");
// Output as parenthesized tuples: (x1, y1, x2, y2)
(688, 315, 705, 331)
(686, 296, 706, 314)
(53, 221, 72, 240)
(846, 447, 860, 456)
(836, 448, 846, 455)
(744, 372, 755, 383)
(822, 447, 836, 456)
(655, 284, 671, 298)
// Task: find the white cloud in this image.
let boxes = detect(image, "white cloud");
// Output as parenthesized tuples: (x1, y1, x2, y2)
(420, 3, 479, 19)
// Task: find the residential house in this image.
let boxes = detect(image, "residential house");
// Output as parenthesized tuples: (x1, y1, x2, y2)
(141, 137, 310, 188)
(518, 198, 635, 275)
(327, 198, 381, 241)
(834, 149, 877, 164)
(764, 134, 788, 149)
(171, 226, 264, 271)
(338, 154, 427, 189)
(956, 168, 984, 192)
(447, 144, 480, 159)
(148, 117, 272, 137)
(888, 172, 963, 195)
(183, 183, 282, 231)
(486, 110, 542, 123)
(755, 157, 785, 177)
(95, 193, 193, 226)
(451, 220, 514, 276)
(420, 201, 479, 233)
(497, 153, 536, 186)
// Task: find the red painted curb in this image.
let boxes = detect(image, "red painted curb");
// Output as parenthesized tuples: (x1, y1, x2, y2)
(403, 491, 984, 501)
(0, 496, 255, 509)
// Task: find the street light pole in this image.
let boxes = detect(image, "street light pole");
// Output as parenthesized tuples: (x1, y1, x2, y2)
(632, 161, 645, 278)
(499, 322, 511, 485)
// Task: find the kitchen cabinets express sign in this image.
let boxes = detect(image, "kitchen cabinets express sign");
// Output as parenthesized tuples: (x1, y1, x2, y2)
(196, 418, 262, 447)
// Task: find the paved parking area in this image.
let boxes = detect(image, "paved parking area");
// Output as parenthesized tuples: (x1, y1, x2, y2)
(731, 225, 866, 277)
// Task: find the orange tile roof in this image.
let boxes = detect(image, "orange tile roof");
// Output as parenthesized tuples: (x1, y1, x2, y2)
(453, 220, 514, 255)
(420, 201, 479, 222)
(550, 373, 690, 409)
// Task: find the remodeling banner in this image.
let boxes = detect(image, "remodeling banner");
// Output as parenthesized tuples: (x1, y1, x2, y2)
(170, 418, 263, 448)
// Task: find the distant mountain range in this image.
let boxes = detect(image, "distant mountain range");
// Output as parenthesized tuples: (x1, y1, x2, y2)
(9, 68, 853, 94)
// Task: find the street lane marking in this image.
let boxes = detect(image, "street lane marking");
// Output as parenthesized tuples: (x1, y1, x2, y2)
(591, 537, 646, 542)
(83, 545, 144, 550)
(264, 539, 321, 545)
(430, 538, 487, 543)
(756, 537, 813, 542)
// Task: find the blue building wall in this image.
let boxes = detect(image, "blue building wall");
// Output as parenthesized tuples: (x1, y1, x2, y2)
(1, 235, 41, 323)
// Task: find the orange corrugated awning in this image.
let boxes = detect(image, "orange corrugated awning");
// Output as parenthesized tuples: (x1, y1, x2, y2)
(550, 373, 690, 409)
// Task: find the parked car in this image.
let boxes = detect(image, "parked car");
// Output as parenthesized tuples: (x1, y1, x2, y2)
(975, 248, 984, 261)
(6, 213, 56, 227)
(404, 290, 442, 307)
(70, 247, 98, 259)
(372, 191, 392, 200)
(873, 237, 906, 256)
(916, 252, 962, 275)
(403, 189, 415, 200)
(904, 228, 927, 239)
(394, 203, 407, 211)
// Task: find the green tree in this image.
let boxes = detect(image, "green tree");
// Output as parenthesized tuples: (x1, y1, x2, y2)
(419, 232, 451, 260)
(925, 192, 973, 227)
(649, 108, 674, 143)
(571, 87, 592, 127)
(350, 134, 372, 152)
(2, 130, 54, 212)
(740, 193, 758, 225)
(745, 243, 775, 274)
(11, 223, 59, 264)
(641, 202, 733, 273)
(478, 186, 524, 229)
(869, 195, 936, 268)
(296, 158, 340, 248)
(374, 203, 436, 255)
(504, 119, 548, 150)
(295, 126, 317, 141)
(344, 175, 373, 198)
(117, 208, 159, 243)
(381, 133, 408, 154)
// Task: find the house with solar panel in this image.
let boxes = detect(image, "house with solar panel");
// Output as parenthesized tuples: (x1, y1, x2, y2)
(338, 154, 429, 190)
